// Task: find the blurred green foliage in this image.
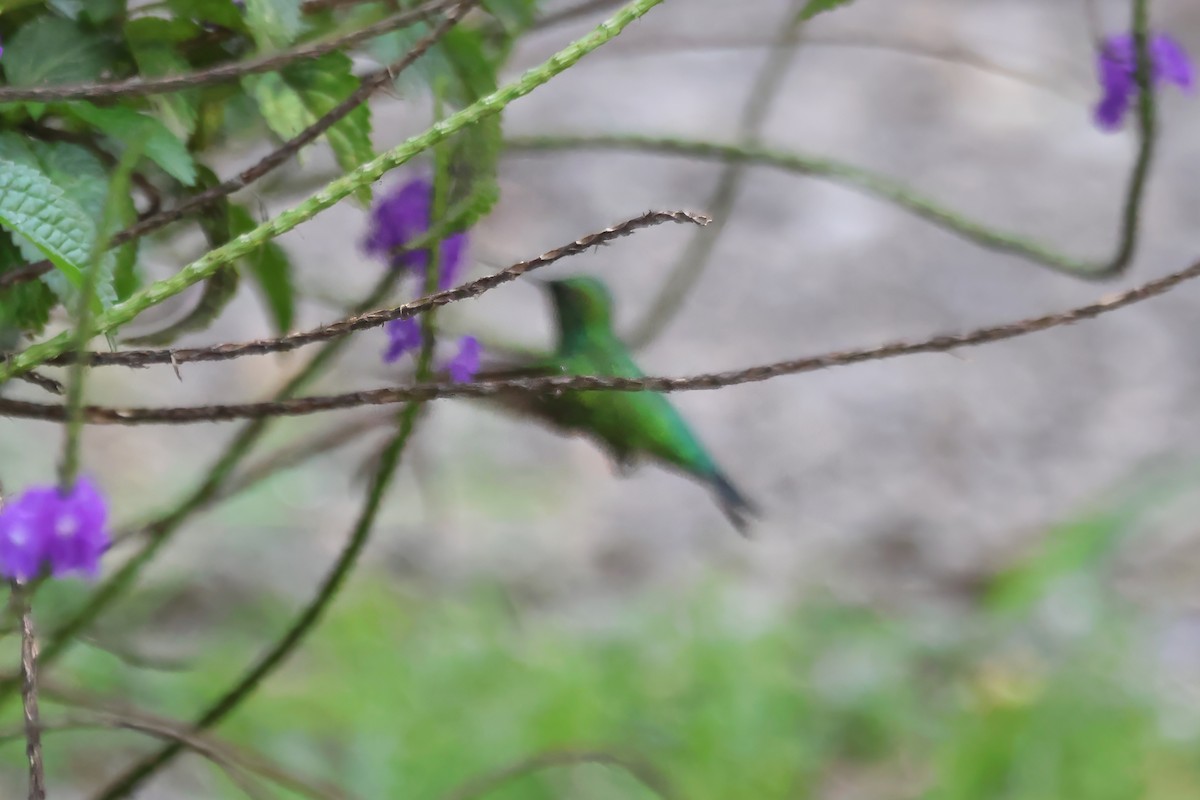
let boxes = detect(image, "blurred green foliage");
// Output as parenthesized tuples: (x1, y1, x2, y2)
(0, 0, 530, 343)
(14, 485, 1200, 800)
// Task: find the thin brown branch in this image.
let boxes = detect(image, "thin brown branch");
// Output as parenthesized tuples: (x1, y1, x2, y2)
(13, 371, 63, 396)
(627, 0, 804, 348)
(110, 411, 394, 546)
(8, 583, 45, 800)
(37, 682, 347, 800)
(6, 254, 1200, 425)
(440, 748, 677, 800)
(0, 0, 473, 291)
(0, 0, 457, 102)
(51, 209, 709, 367)
(215, 413, 394, 505)
(0, 711, 275, 800)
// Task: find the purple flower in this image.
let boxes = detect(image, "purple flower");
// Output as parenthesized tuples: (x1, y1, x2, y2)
(1094, 32, 1193, 130)
(0, 478, 110, 581)
(446, 336, 481, 383)
(383, 317, 423, 364)
(362, 178, 468, 290)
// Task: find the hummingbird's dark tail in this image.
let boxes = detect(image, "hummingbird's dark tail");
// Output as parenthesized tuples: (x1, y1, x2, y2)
(710, 471, 758, 537)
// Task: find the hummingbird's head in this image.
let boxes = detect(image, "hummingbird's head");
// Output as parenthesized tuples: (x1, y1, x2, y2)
(543, 276, 616, 336)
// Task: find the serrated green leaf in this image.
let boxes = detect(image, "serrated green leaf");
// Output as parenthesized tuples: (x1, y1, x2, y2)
(0, 232, 57, 342)
(245, 0, 304, 50)
(0, 158, 109, 311)
(798, 0, 855, 21)
(2, 16, 116, 86)
(0, 135, 132, 306)
(230, 203, 294, 334)
(243, 72, 311, 144)
(125, 18, 202, 137)
(244, 52, 374, 203)
(27, 140, 110, 223)
(67, 103, 198, 186)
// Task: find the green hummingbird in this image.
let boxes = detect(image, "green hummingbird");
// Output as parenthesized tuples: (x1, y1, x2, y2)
(491, 276, 757, 535)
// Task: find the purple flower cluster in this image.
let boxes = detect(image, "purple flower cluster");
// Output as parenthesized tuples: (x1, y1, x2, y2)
(446, 336, 481, 383)
(382, 320, 481, 384)
(363, 178, 468, 291)
(0, 478, 110, 582)
(367, 177, 482, 382)
(1094, 32, 1193, 130)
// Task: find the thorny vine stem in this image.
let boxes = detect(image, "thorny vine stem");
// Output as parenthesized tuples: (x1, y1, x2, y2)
(5, 252, 1199, 425)
(626, 0, 806, 349)
(94, 303, 438, 800)
(0, 0, 667, 383)
(0, 0, 475, 290)
(0, 0, 458, 102)
(50, 210, 709, 369)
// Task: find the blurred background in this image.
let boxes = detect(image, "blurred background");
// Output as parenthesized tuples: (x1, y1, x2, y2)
(6, 0, 1200, 796)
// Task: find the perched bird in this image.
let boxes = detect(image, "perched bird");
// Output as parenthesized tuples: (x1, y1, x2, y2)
(490, 276, 757, 535)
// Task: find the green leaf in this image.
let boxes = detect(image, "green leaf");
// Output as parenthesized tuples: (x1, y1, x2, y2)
(243, 52, 374, 204)
(125, 18, 202, 137)
(440, 32, 502, 230)
(798, 0, 855, 21)
(109, 177, 141, 301)
(67, 103, 198, 186)
(47, 0, 85, 18)
(2, 16, 116, 86)
(368, 21, 455, 98)
(0, 134, 137, 303)
(81, 0, 126, 24)
(165, 0, 247, 31)
(229, 203, 295, 333)
(26, 140, 111, 223)
(483, 0, 540, 30)
(480, 0, 541, 64)
(441, 27, 500, 102)
(0, 158, 106, 307)
(245, 0, 304, 50)
(0, 133, 37, 168)
(0, 232, 57, 341)
(123, 167, 240, 344)
(369, 22, 503, 230)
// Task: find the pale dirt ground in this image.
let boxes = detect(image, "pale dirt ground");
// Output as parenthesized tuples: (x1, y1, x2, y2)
(5, 0, 1200, 617)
